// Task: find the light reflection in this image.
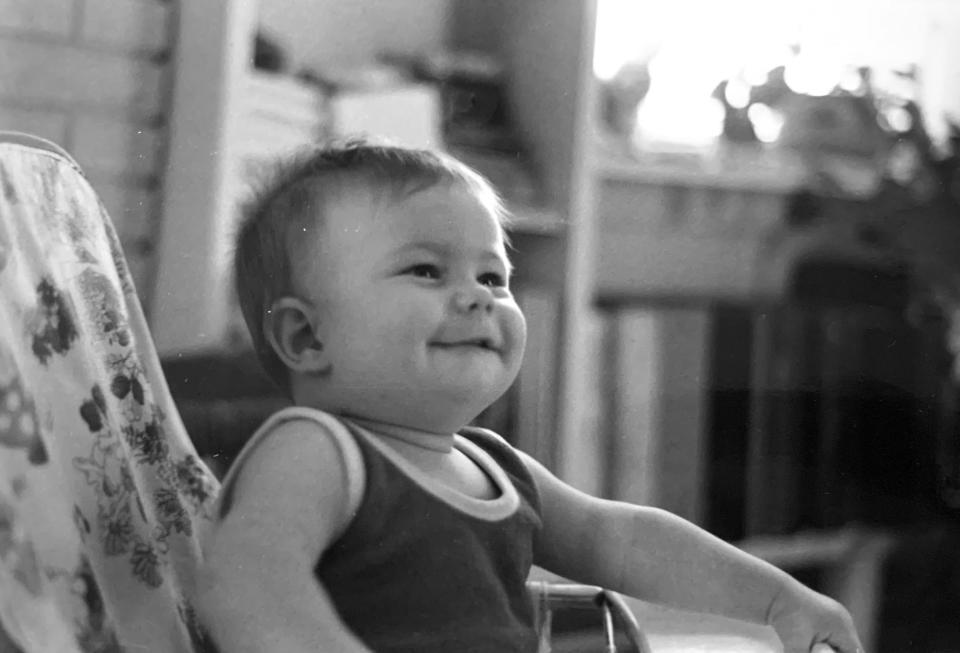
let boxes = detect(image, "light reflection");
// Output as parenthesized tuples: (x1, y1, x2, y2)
(724, 80, 752, 111)
(747, 103, 784, 144)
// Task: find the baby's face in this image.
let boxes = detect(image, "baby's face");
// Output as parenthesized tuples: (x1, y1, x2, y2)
(298, 182, 526, 433)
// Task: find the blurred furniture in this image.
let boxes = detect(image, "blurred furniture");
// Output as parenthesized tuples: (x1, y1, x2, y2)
(161, 349, 289, 477)
(596, 181, 960, 653)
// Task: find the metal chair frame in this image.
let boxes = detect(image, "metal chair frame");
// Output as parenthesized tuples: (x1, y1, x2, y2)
(528, 581, 653, 653)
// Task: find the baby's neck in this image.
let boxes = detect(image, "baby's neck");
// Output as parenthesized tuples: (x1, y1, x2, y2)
(343, 415, 456, 453)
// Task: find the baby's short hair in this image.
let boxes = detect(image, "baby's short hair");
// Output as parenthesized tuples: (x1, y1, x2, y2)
(233, 137, 508, 393)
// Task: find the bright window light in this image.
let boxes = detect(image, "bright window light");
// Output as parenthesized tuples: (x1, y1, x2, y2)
(783, 52, 847, 97)
(595, 0, 795, 148)
(594, 0, 950, 150)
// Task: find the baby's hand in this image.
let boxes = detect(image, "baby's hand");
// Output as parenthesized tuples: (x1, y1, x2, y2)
(767, 583, 863, 653)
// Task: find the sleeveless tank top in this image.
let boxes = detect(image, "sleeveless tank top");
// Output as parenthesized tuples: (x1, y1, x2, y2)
(318, 420, 543, 653)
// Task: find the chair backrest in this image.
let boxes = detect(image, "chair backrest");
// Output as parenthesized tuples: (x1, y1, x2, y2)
(0, 133, 220, 652)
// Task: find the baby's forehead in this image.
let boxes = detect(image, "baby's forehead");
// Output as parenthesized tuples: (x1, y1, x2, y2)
(326, 178, 504, 229)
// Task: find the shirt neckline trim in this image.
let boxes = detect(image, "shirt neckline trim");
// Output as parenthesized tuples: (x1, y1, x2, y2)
(345, 420, 520, 522)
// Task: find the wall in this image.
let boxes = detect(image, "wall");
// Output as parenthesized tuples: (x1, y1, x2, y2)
(0, 0, 174, 302)
(256, 0, 448, 72)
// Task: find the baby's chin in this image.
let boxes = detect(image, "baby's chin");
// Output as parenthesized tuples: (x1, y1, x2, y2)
(399, 397, 503, 434)
(316, 377, 513, 432)
(327, 398, 475, 435)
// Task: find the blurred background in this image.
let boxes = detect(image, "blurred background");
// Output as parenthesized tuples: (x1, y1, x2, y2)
(4, 0, 960, 650)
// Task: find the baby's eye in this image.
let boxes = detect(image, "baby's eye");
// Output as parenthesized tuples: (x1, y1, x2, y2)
(405, 264, 441, 280)
(478, 272, 507, 288)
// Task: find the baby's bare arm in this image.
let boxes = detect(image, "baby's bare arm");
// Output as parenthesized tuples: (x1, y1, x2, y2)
(522, 453, 862, 653)
(198, 421, 371, 653)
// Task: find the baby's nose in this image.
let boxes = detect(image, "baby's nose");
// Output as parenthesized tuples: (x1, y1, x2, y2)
(452, 285, 494, 313)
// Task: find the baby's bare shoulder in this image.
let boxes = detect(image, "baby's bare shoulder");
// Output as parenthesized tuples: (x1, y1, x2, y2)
(211, 410, 364, 551)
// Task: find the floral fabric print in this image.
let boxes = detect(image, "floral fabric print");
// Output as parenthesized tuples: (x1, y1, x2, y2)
(0, 137, 220, 652)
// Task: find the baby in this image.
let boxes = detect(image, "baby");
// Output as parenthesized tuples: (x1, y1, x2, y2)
(198, 139, 862, 653)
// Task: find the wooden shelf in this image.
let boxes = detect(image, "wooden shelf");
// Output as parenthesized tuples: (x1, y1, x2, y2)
(593, 145, 805, 194)
(506, 203, 566, 236)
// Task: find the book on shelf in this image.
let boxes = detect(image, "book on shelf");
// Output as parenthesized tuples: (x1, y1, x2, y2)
(232, 70, 330, 167)
(244, 70, 327, 118)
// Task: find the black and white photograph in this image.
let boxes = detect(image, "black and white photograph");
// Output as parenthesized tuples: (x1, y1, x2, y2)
(2, 1, 960, 651)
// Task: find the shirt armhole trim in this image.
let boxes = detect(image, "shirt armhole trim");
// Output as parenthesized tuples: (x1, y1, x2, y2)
(217, 407, 365, 539)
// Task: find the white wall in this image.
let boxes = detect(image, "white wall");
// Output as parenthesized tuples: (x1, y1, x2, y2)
(257, 0, 449, 71)
(0, 0, 173, 303)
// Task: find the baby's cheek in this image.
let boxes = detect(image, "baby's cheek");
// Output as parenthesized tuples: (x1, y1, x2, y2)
(506, 307, 528, 362)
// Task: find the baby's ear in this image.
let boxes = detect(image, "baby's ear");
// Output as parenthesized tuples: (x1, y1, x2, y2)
(264, 297, 329, 374)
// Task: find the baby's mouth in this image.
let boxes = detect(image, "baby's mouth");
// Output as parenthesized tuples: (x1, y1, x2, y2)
(433, 337, 498, 352)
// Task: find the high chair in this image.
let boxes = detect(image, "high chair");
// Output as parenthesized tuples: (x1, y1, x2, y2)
(0, 132, 220, 652)
(0, 132, 664, 652)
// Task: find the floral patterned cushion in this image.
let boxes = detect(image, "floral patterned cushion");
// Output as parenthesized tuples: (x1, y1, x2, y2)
(0, 134, 220, 652)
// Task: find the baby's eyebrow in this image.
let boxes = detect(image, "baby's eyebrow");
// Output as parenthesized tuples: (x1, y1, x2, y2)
(471, 246, 513, 274)
(490, 250, 514, 275)
(394, 241, 446, 257)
